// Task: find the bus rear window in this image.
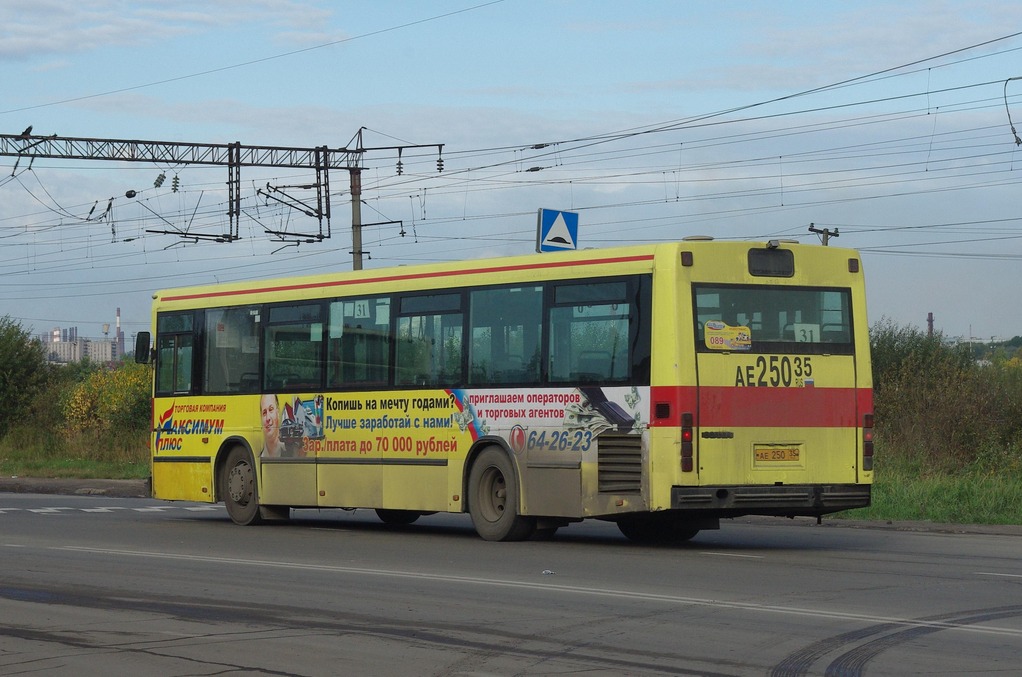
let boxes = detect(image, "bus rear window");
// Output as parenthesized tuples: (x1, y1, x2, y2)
(748, 248, 794, 277)
(694, 284, 853, 354)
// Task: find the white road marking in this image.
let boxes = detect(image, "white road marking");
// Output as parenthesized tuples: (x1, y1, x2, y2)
(0, 504, 221, 515)
(58, 545, 1022, 639)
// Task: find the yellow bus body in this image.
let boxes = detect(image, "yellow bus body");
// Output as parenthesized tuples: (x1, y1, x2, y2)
(144, 239, 872, 541)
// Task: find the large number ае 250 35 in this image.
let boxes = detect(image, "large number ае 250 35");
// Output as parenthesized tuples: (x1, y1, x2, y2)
(735, 356, 813, 387)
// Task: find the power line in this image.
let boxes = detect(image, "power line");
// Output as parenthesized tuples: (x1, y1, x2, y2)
(0, 1, 508, 116)
(1, 33, 1020, 303)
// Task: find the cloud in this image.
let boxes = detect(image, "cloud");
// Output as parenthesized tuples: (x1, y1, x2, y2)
(0, 0, 336, 60)
(735, 1, 1022, 84)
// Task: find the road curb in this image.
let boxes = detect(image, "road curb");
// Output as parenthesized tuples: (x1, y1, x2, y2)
(0, 477, 150, 498)
(733, 514, 1022, 536)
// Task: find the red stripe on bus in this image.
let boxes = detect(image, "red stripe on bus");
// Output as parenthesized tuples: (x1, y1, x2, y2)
(650, 385, 872, 428)
(161, 254, 656, 302)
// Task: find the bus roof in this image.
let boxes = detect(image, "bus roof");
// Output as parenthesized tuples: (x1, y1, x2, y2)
(152, 239, 861, 308)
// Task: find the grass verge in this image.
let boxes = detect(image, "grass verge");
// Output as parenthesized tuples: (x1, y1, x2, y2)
(838, 457, 1022, 525)
(0, 429, 149, 480)
(0, 457, 149, 480)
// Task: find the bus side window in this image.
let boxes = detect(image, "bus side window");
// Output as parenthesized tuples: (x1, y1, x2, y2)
(156, 333, 193, 394)
(263, 303, 323, 391)
(327, 297, 392, 388)
(204, 306, 261, 395)
(548, 279, 643, 385)
(154, 312, 196, 395)
(468, 285, 542, 386)
(395, 321, 431, 386)
(395, 293, 463, 387)
(575, 350, 612, 381)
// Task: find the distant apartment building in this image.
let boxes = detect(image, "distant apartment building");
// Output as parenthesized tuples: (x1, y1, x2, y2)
(42, 309, 127, 365)
(42, 327, 119, 364)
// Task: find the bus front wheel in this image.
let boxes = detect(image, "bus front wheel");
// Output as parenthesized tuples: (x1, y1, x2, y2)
(468, 448, 535, 542)
(221, 446, 263, 526)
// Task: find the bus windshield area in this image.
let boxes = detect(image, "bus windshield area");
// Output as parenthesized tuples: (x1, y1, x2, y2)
(694, 284, 853, 354)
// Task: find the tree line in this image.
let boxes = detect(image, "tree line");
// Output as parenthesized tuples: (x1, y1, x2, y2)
(1, 315, 1020, 476)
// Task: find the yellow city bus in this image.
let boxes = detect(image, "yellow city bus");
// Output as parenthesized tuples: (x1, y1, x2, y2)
(135, 238, 873, 542)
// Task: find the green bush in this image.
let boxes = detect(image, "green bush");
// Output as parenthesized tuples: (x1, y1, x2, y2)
(62, 361, 151, 437)
(870, 318, 1022, 473)
(0, 316, 52, 437)
(0, 356, 150, 477)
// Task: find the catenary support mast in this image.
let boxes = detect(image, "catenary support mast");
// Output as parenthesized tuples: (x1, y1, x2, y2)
(0, 130, 442, 270)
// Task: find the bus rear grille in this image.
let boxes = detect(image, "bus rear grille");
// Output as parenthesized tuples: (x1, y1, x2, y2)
(598, 433, 642, 493)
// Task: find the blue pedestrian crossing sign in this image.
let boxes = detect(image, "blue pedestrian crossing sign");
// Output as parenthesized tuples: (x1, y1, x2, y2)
(536, 208, 579, 252)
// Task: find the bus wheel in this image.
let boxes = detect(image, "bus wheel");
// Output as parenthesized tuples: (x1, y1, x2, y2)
(221, 446, 263, 526)
(533, 527, 559, 540)
(468, 448, 536, 542)
(617, 514, 698, 544)
(375, 509, 421, 525)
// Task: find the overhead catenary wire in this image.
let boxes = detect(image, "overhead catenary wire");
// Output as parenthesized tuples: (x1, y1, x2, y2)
(3, 31, 1022, 332)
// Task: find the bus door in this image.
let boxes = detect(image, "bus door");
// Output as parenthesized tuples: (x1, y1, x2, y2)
(692, 284, 861, 486)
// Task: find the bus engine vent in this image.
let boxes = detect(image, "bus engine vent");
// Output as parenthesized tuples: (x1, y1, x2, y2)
(597, 433, 643, 493)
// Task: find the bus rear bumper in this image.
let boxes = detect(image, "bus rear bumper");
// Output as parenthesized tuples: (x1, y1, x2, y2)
(670, 483, 870, 516)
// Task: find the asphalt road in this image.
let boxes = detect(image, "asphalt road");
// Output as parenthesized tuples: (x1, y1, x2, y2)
(1, 485, 1021, 675)
(2, 474, 1019, 536)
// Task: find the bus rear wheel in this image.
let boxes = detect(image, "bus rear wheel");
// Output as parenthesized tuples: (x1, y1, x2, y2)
(221, 446, 263, 526)
(468, 448, 535, 542)
(617, 513, 699, 544)
(375, 509, 421, 525)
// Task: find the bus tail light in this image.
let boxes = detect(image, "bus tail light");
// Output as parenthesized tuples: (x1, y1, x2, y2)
(863, 413, 874, 471)
(681, 412, 694, 472)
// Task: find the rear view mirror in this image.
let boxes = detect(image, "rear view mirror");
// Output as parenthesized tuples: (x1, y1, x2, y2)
(134, 331, 151, 364)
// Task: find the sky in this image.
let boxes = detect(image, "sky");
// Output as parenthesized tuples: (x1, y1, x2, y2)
(3, 0, 1022, 344)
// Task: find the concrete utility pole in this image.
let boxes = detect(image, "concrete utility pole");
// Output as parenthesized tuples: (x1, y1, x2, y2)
(349, 166, 364, 270)
(0, 128, 443, 271)
(808, 223, 839, 246)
